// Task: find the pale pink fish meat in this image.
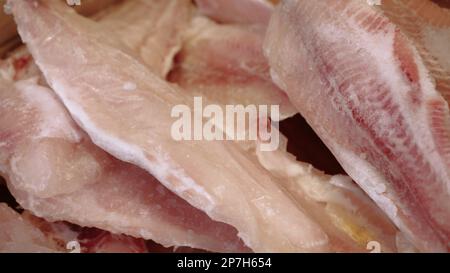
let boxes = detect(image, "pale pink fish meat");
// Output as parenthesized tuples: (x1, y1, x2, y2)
(0, 1, 246, 252)
(194, 0, 274, 25)
(23, 215, 150, 253)
(0, 203, 59, 252)
(1, 201, 148, 253)
(0, 72, 246, 252)
(97, 0, 194, 78)
(0, 47, 41, 81)
(254, 130, 401, 252)
(379, 0, 450, 105)
(169, 17, 297, 120)
(10, 0, 332, 252)
(264, 0, 450, 252)
(1, 0, 190, 80)
(168, 13, 400, 251)
(74, 229, 148, 253)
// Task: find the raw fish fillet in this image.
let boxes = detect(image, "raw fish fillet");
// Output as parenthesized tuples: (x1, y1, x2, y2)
(0, 203, 59, 252)
(195, 0, 273, 24)
(379, 0, 450, 105)
(169, 17, 297, 120)
(264, 0, 450, 252)
(11, 0, 331, 252)
(0, 46, 41, 81)
(171, 13, 400, 252)
(9, 0, 406, 252)
(1, 1, 246, 252)
(2, 0, 190, 80)
(23, 215, 149, 253)
(0, 73, 246, 252)
(252, 128, 401, 252)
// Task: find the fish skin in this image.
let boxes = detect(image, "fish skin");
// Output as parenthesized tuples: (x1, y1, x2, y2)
(11, 0, 331, 252)
(194, 0, 274, 25)
(264, 0, 450, 252)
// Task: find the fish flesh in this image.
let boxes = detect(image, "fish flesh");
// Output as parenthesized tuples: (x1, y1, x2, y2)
(1, 1, 247, 252)
(264, 0, 450, 252)
(97, 0, 194, 78)
(23, 215, 149, 253)
(0, 70, 246, 252)
(10, 0, 333, 252)
(169, 12, 400, 252)
(5, 0, 409, 252)
(195, 0, 274, 25)
(253, 128, 400, 252)
(1, 201, 149, 253)
(379, 0, 450, 105)
(0, 203, 59, 252)
(169, 16, 297, 120)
